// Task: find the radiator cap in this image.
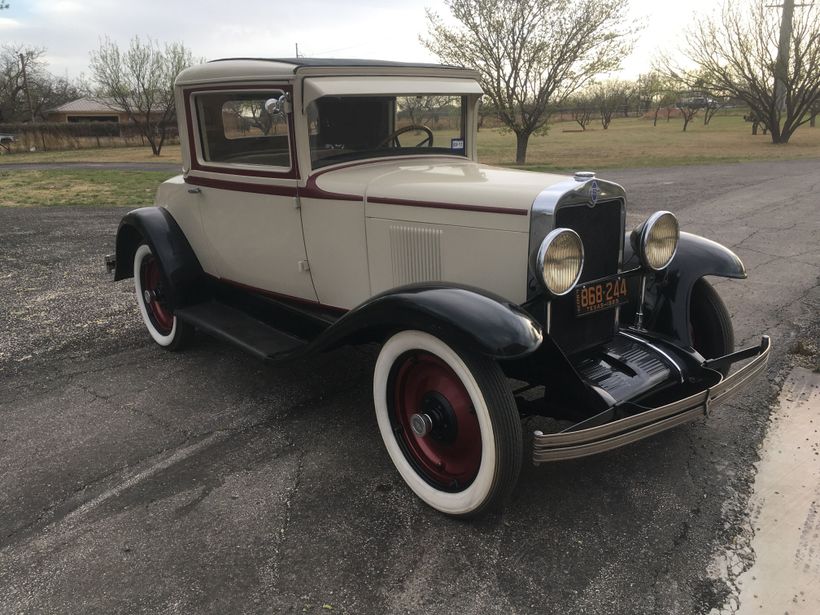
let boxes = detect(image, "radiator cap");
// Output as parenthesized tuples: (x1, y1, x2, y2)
(574, 171, 596, 181)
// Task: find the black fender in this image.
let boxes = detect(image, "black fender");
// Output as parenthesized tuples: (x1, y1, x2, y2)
(113, 207, 205, 309)
(312, 283, 543, 360)
(621, 231, 745, 346)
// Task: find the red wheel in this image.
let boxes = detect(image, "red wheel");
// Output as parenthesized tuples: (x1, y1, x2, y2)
(391, 351, 483, 490)
(133, 244, 192, 350)
(374, 330, 522, 517)
(139, 250, 174, 335)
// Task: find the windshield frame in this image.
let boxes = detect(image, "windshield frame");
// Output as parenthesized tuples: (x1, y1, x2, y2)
(306, 94, 471, 171)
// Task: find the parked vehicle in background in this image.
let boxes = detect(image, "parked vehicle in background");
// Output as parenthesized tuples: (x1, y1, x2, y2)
(108, 58, 770, 517)
(0, 133, 15, 152)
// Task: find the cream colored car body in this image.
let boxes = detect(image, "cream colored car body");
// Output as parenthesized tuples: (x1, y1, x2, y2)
(158, 59, 570, 309)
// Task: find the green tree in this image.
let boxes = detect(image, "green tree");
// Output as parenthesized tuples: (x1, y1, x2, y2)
(422, 0, 637, 164)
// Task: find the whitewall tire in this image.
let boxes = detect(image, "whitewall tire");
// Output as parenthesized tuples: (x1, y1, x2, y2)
(373, 330, 522, 517)
(133, 243, 191, 350)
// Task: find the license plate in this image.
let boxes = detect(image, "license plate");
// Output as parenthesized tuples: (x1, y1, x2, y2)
(575, 275, 629, 316)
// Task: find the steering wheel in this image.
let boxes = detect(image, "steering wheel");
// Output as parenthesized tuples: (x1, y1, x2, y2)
(378, 124, 434, 148)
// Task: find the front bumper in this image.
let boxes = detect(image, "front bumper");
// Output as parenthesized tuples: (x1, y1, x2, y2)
(532, 335, 771, 463)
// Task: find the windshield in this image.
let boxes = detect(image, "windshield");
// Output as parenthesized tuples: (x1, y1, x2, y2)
(308, 95, 467, 168)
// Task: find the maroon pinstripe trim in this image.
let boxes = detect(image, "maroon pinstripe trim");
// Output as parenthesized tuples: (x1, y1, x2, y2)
(367, 196, 528, 216)
(185, 175, 297, 197)
(301, 170, 361, 202)
(300, 155, 470, 203)
(183, 84, 300, 180)
(213, 275, 349, 314)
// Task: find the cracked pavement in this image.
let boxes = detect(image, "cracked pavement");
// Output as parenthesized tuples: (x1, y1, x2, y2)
(1, 159, 818, 614)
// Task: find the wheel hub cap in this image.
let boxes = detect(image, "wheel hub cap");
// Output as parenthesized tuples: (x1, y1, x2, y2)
(410, 413, 433, 437)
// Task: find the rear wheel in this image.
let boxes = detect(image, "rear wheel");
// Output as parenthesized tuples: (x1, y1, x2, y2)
(373, 330, 522, 517)
(133, 243, 192, 350)
(689, 278, 734, 375)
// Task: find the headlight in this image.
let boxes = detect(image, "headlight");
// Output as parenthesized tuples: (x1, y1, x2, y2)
(537, 228, 584, 296)
(633, 211, 679, 271)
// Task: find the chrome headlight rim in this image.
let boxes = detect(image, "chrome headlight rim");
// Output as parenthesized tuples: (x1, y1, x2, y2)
(536, 227, 585, 296)
(638, 211, 680, 272)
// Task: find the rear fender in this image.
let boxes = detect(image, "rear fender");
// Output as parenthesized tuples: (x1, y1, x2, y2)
(621, 231, 745, 346)
(113, 207, 205, 309)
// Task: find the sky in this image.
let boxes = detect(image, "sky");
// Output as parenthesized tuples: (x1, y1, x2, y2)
(0, 0, 747, 82)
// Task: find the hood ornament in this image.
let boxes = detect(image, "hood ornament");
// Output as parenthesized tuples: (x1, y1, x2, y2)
(573, 171, 599, 206)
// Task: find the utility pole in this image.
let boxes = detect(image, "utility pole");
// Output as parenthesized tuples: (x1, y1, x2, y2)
(19, 53, 36, 123)
(772, 0, 813, 112)
(773, 0, 794, 113)
(295, 43, 300, 58)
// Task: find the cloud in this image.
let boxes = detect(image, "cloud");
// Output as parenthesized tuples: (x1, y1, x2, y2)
(0, 17, 22, 30)
(2, 0, 439, 78)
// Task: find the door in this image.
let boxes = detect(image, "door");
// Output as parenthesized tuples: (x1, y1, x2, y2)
(186, 86, 317, 301)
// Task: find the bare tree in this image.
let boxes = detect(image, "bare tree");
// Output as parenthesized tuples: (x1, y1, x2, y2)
(637, 72, 677, 126)
(422, 0, 637, 164)
(680, 0, 820, 144)
(567, 92, 594, 130)
(592, 80, 631, 129)
(0, 44, 85, 123)
(476, 96, 499, 131)
(0, 45, 44, 122)
(90, 37, 195, 155)
(675, 98, 700, 132)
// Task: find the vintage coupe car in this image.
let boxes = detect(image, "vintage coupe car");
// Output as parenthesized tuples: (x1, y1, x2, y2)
(108, 58, 769, 517)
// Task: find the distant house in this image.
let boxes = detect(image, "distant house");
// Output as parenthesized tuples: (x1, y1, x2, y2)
(46, 97, 165, 124)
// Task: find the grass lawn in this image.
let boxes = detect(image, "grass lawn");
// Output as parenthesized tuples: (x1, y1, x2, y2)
(0, 145, 183, 165)
(0, 169, 176, 207)
(0, 113, 818, 205)
(478, 113, 820, 171)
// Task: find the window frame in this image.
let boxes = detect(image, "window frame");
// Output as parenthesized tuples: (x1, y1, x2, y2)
(184, 84, 300, 180)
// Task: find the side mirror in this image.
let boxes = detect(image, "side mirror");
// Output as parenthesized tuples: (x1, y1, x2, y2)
(264, 94, 291, 116)
(264, 97, 282, 115)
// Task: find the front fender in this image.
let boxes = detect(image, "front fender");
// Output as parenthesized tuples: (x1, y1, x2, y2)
(622, 231, 745, 346)
(113, 207, 205, 309)
(314, 284, 543, 360)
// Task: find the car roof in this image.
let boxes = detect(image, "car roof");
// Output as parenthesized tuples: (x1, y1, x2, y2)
(212, 58, 466, 70)
(175, 58, 480, 86)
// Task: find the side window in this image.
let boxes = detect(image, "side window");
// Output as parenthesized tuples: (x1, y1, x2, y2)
(194, 90, 290, 170)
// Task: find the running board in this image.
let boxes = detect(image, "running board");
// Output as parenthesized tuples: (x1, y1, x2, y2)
(176, 301, 307, 360)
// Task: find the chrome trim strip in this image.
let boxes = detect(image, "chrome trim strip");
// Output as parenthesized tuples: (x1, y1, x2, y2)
(527, 178, 627, 300)
(620, 330, 685, 384)
(545, 300, 552, 334)
(532, 336, 771, 464)
(534, 407, 705, 462)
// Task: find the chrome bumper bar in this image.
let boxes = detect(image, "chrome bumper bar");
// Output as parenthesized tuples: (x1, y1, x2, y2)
(532, 335, 771, 464)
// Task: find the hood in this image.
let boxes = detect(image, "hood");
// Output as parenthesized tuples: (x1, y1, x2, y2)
(311, 158, 571, 232)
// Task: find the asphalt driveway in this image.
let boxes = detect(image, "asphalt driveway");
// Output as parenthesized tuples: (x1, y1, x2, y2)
(0, 159, 818, 614)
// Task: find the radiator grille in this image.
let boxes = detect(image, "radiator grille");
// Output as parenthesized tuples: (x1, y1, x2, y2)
(550, 199, 623, 354)
(389, 225, 443, 285)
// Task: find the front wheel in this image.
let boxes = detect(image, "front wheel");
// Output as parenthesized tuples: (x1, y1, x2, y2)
(133, 243, 192, 350)
(373, 330, 522, 517)
(690, 278, 734, 376)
